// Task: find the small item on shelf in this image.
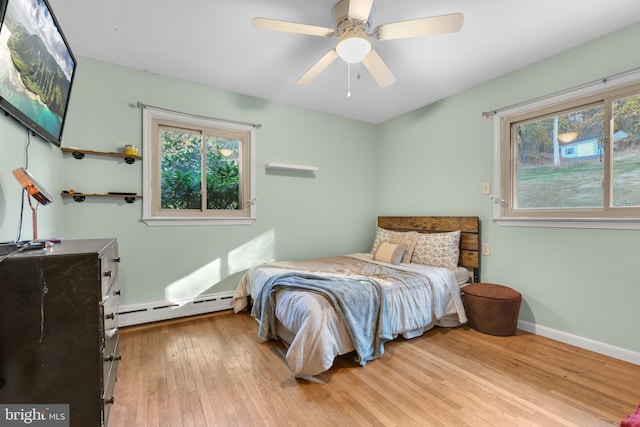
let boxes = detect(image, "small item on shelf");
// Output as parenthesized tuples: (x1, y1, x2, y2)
(123, 145, 139, 156)
(22, 241, 46, 250)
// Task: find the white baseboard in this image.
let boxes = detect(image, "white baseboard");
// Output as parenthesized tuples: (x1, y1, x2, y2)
(117, 291, 235, 327)
(117, 298, 640, 366)
(518, 320, 640, 366)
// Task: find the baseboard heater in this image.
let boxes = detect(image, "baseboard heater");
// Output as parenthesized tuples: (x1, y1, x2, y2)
(118, 291, 235, 327)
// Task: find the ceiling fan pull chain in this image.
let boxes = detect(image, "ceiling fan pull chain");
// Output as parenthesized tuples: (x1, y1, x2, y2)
(347, 62, 352, 97)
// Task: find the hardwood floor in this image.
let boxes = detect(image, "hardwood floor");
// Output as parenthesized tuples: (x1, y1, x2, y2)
(109, 311, 640, 427)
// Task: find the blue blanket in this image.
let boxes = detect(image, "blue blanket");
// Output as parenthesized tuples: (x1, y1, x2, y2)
(252, 272, 392, 366)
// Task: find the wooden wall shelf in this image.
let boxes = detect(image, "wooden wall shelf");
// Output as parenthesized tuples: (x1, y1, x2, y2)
(61, 147, 142, 164)
(61, 192, 141, 204)
(61, 147, 141, 202)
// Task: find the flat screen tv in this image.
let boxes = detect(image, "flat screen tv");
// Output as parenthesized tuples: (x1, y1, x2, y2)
(0, 0, 76, 146)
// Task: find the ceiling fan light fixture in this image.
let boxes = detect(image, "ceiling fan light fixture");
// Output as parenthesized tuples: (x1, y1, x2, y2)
(252, 2, 463, 87)
(336, 33, 371, 63)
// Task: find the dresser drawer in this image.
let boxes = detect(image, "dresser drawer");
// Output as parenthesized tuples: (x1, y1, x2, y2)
(103, 334, 120, 427)
(103, 333, 120, 390)
(103, 325, 119, 364)
(103, 297, 118, 336)
(101, 244, 119, 296)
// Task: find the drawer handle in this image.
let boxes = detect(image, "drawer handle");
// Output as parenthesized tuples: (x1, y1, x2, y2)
(104, 271, 112, 278)
(105, 313, 115, 320)
(104, 354, 123, 362)
(114, 290, 121, 296)
(114, 257, 121, 263)
(104, 396, 115, 405)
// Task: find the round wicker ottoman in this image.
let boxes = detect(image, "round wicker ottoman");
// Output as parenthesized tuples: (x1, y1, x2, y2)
(462, 283, 522, 336)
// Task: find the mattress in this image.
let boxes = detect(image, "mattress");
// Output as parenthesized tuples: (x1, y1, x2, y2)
(233, 253, 468, 377)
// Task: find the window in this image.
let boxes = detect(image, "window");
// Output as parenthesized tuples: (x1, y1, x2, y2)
(493, 75, 640, 229)
(142, 107, 256, 226)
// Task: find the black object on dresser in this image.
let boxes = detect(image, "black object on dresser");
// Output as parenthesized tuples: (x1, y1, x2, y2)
(0, 239, 121, 426)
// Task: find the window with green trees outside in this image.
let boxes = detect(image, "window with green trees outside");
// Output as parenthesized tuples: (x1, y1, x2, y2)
(142, 107, 256, 226)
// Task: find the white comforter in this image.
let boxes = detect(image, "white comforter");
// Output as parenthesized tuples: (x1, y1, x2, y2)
(233, 253, 468, 377)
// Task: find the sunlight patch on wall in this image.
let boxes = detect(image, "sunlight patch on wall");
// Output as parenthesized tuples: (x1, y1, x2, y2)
(228, 229, 276, 274)
(165, 258, 222, 302)
(163, 229, 275, 303)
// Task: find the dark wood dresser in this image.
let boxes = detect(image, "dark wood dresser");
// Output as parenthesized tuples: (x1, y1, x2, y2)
(0, 239, 121, 426)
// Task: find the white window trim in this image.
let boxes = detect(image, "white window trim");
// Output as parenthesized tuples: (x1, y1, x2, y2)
(141, 106, 256, 226)
(491, 69, 640, 230)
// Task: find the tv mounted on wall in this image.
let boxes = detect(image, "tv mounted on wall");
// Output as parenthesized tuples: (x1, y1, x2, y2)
(0, 0, 76, 146)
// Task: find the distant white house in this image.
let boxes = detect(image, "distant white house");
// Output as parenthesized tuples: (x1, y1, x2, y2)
(560, 130, 629, 159)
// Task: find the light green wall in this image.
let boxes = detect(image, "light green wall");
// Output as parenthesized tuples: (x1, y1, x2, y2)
(378, 22, 640, 354)
(1, 58, 378, 305)
(0, 119, 64, 241)
(1, 21, 638, 356)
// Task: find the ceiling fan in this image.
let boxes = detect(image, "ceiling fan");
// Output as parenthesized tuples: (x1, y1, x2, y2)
(252, 0, 463, 88)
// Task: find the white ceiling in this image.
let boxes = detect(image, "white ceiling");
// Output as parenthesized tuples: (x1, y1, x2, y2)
(48, 0, 640, 124)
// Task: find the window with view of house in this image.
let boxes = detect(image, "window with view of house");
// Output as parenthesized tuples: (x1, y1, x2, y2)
(141, 107, 256, 226)
(494, 79, 640, 228)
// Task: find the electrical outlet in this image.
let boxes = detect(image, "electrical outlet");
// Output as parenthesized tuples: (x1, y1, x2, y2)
(482, 182, 491, 195)
(482, 243, 491, 256)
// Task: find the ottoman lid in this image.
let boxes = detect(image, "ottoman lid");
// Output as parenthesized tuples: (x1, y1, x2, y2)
(463, 283, 521, 300)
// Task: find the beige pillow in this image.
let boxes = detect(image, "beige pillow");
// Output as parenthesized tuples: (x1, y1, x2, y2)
(411, 231, 461, 269)
(373, 242, 406, 265)
(370, 227, 419, 263)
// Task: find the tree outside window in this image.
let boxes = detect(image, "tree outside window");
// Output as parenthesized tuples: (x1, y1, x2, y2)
(498, 81, 640, 224)
(142, 107, 255, 226)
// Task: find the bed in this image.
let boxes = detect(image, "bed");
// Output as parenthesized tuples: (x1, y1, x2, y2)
(233, 216, 481, 378)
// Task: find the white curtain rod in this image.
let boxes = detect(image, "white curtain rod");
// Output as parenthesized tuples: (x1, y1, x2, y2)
(130, 101, 262, 129)
(481, 66, 640, 118)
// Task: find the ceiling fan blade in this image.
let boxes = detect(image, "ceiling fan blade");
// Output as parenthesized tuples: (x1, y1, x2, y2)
(374, 13, 464, 41)
(361, 49, 395, 87)
(297, 49, 339, 85)
(252, 17, 334, 37)
(348, 0, 374, 22)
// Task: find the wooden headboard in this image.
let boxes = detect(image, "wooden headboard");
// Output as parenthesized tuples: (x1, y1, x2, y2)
(377, 216, 481, 283)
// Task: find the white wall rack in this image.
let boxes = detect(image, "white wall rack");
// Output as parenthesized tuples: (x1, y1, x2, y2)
(265, 162, 318, 172)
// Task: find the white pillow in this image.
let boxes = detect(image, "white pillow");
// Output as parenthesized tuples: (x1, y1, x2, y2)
(370, 227, 418, 263)
(411, 231, 461, 269)
(373, 242, 406, 265)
